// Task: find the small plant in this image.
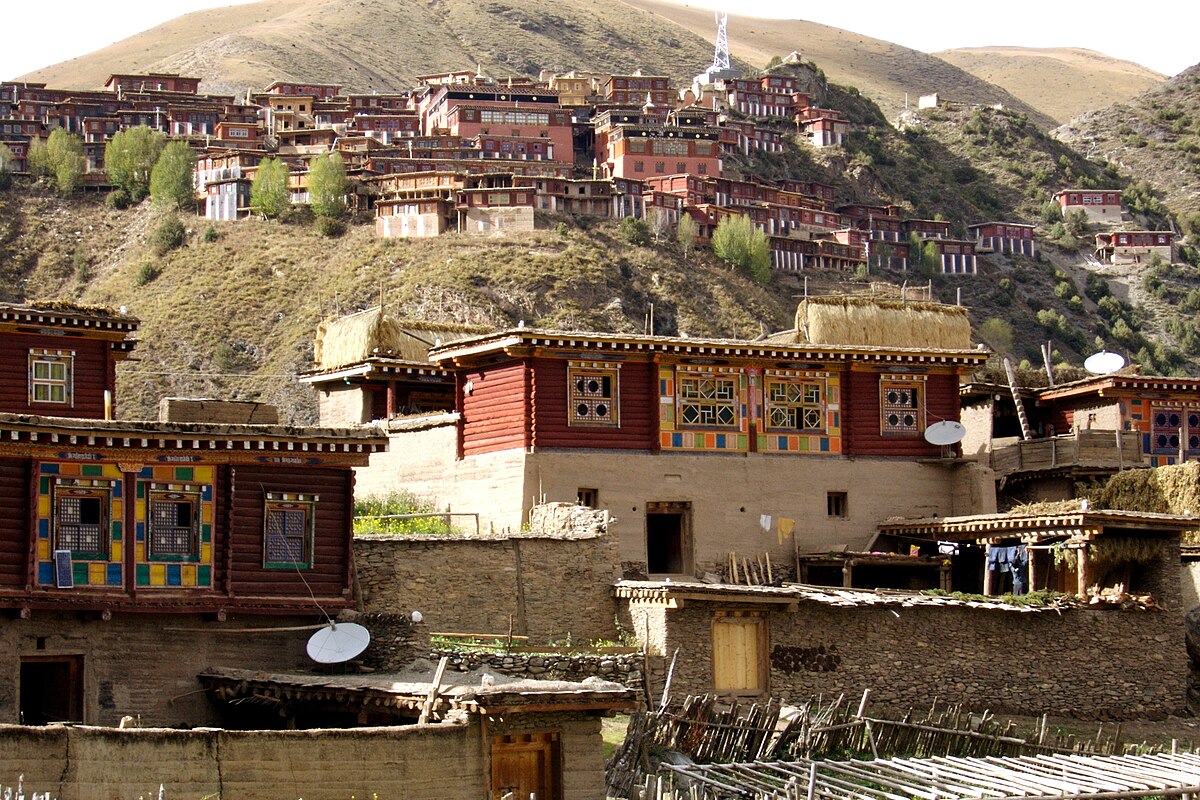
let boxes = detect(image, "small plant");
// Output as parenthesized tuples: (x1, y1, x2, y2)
(73, 246, 90, 283)
(106, 189, 131, 210)
(618, 216, 650, 247)
(354, 491, 455, 535)
(152, 215, 185, 255)
(316, 215, 346, 238)
(202, 224, 218, 243)
(135, 260, 160, 286)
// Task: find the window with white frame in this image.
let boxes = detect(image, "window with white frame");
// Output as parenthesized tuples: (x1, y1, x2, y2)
(29, 350, 74, 405)
(765, 379, 825, 432)
(679, 375, 738, 428)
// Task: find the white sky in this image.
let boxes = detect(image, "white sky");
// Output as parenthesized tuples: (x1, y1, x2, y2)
(1, 0, 1195, 81)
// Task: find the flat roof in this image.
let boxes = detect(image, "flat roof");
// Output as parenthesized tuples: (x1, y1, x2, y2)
(879, 508, 1198, 541)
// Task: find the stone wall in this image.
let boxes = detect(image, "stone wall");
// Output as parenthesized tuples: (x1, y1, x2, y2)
(0, 612, 314, 727)
(432, 648, 642, 689)
(353, 506, 622, 646)
(0, 711, 607, 800)
(637, 600, 1187, 720)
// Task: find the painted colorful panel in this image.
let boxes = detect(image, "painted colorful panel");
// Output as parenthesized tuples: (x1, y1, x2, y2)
(36, 461, 124, 587)
(659, 366, 749, 452)
(757, 370, 842, 454)
(134, 465, 215, 587)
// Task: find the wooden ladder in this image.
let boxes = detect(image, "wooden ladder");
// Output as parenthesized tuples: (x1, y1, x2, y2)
(1003, 357, 1032, 441)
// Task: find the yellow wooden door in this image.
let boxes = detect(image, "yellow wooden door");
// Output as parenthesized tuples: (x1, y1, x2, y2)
(491, 732, 561, 800)
(712, 616, 764, 692)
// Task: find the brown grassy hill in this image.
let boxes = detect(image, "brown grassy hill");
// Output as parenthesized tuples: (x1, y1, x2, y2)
(17, 0, 1051, 127)
(935, 47, 1165, 125)
(621, 0, 1054, 127)
(1054, 64, 1200, 225)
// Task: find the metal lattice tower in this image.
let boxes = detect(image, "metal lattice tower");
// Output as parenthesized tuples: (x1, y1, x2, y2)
(710, 12, 731, 71)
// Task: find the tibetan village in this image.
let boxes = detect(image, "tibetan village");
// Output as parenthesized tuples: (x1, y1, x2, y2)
(2, 7, 1200, 800)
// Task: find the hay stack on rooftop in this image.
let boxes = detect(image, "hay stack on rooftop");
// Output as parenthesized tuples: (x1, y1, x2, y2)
(769, 296, 974, 350)
(314, 307, 492, 369)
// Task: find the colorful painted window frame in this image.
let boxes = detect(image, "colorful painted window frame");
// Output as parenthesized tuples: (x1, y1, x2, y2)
(1150, 406, 1200, 455)
(37, 462, 125, 588)
(29, 349, 74, 406)
(567, 361, 620, 427)
(264, 492, 317, 569)
(146, 485, 202, 562)
(880, 375, 926, 435)
(678, 374, 739, 429)
(764, 378, 826, 433)
(54, 482, 112, 560)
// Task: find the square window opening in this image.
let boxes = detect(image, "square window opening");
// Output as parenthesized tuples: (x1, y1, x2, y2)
(827, 491, 848, 518)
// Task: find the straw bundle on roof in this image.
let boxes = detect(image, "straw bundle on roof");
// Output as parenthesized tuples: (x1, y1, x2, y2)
(1093, 462, 1200, 516)
(314, 309, 493, 369)
(792, 296, 973, 350)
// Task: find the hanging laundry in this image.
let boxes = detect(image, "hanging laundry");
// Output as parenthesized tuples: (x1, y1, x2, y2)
(777, 517, 795, 545)
(760, 514, 772, 532)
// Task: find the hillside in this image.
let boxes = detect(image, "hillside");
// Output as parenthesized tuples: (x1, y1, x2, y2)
(18, 0, 1050, 128)
(935, 47, 1165, 126)
(1054, 64, 1200, 227)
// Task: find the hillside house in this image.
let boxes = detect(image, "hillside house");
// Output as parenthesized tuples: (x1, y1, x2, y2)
(602, 74, 673, 107)
(346, 298, 994, 581)
(904, 218, 953, 240)
(1095, 230, 1174, 264)
(969, 222, 1036, 257)
(594, 109, 722, 179)
(797, 107, 849, 147)
(104, 73, 201, 94)
(1055, 188, 1123, 223)
(928, 238, 979, 275)
(0, 301, 389, 727)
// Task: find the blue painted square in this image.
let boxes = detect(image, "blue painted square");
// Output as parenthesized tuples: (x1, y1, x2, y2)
(40, 463, 60, 475)
(778, 436, 788, 450)
(820, 438, 830, 452)
(202, 485, 213, 501)
(167, 564, 182, 586)
(38, 562, 53, 585)
(832, 412, 840, 428)
(671, 433, 683, 448)
(38, 519, 49, 538)
(660, 379, 668, 395)
(136, 522, 144, 541)
(139, 466, 154, 478)
(107, 564, 123, 585)
(112, 482, 122, 499)
(716, 434, 726, 448)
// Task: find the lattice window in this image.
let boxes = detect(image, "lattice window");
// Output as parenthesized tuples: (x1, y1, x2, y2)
(148, 489, 200, 560)
(568, 364, 620, 426)
(1152, 407, 1200, 454)
(765, 380, 824, 432)
(263, 493, 317, 569)
(55, 489, 108, 559)
(679, 376, 738, 428)
(881, 380, 924, 435)
(29, 350, 73, 405)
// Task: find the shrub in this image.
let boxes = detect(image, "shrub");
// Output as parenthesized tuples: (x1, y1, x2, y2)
(202, 225, 218, 243)
(134, 261, 160, 286)
(106, 189, 131, 210)
(712, 214, 771, 284)
(353, 492, 456, 535)
(152, 215, 185, 255)
(618, 216, 650, 247)
(72, 246, 90, 283)
(316, 215, 346, 238)
(149, 141, 197, 211)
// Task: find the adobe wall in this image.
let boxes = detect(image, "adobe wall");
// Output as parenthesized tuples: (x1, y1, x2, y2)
(637, 600, 1187, 720)
(354, 524, 622, 643)
(0, 612, 313, 727)
(0, 713, 606, 800)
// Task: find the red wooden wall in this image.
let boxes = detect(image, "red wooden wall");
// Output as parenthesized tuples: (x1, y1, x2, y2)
(460, 361, 529, 456)
(530, 359, 657, 449)
(843, 370, 960, 457)
(0, 458, 30, 591)
(0, 332, 114, 418)
(227, 464, 353, 606)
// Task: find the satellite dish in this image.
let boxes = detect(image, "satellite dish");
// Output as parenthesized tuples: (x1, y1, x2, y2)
(924, 420, 967, 446)
(1084, 351, 1126, 375)
(306, 622, 370, 664)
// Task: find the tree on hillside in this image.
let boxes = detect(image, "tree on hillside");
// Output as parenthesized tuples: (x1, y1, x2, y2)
(307, 152, 348, 219)
(45, 129, 85, 193)
(26, 138, 50, 178)
(105, 126, 165, 202)
(0, 143, 12, 190)
(712, 214, 770, 284)
(150, 141, 197, 211)
(677, 213, 697, 261)
(250, 157, 290, 219)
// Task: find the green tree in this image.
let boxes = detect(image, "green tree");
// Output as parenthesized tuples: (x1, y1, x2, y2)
(1063, 208, 1089, 238)
(677, 213, 697, 260)
(0, 143, 12, 190)
(307, 152, 348, 219)
(45, 129, 85, 193)
(978, 318, 1014, 354)
(250, 157, 290, 219)
(105, 126, 165, 201)
(712, 214, 770, 284)
(618, 216, 650, 246)
(26, 138, 50, 178)
(149, 141, 196, 211)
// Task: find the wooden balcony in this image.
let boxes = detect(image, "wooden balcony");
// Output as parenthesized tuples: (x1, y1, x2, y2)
(991, 429, 1144, 478)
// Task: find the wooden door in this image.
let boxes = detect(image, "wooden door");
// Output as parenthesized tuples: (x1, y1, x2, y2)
(712, 615, 765, 693)
(491, 732, 561, 800)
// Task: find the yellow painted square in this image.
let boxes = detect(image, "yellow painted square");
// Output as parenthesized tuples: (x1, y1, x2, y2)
(37, 540, 50, 560)
(38, 496, 51, 518)
(111, 499, 123, 519)
(182, 565, 196, 586)
(193, 467, 213, 484)
(201, 543, 211, 564)
(135, 543, 145, 561)
(111, 541, 121, 562)
(88, 563, 106, 585)
(150, 563, 166, 586)
(201, 504, 212, 524)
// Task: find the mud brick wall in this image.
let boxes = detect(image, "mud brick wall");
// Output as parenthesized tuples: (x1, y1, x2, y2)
(354, 525, 622, 644)
(0, 713, 608, 800)
(639, 601, 1187, 720)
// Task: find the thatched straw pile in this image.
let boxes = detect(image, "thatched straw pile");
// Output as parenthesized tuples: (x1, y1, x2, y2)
(790, 296, 973, 350)
(1091, 462, 1200, 542)
(314, 307, 491, 369)
(1090, 536, 1164, 565)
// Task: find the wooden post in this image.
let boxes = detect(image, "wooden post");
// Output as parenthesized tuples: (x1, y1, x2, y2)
(385, 380, 397, 420)
(1077, 546, 1092, 598)
(983, 544, 993, 596)
(842, 560, 853, 588)
(1027, 546, 1038, 592)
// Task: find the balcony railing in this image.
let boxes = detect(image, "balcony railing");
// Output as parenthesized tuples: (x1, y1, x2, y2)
(990, 429, 1144, 478)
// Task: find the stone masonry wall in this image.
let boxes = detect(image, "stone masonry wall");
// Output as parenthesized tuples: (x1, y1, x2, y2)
(354, 505, 622, 647)
(645, 601, 1187, 720)
(431, 648, 642, 689)
(0, 712, 607, 800)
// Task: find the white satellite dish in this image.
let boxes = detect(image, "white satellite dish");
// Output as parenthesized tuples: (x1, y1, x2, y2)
(1084, 350, 1126, 375)
(924, 420, 967, 446)
(306, 622, 371, 664)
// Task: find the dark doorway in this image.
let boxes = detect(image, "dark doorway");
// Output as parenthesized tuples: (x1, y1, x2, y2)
(20, 655, 84, 725)
(646, 501, 692, 575)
